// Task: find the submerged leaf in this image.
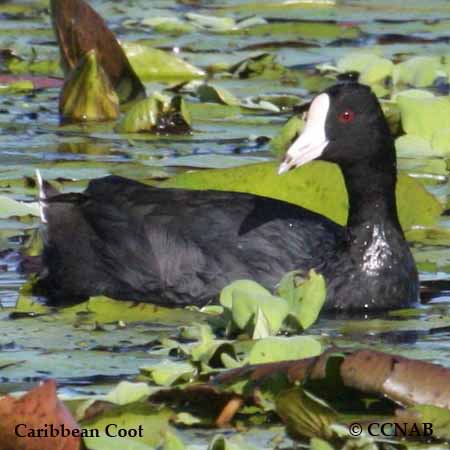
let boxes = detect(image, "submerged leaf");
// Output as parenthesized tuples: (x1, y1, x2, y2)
(59, 50, 119, 123)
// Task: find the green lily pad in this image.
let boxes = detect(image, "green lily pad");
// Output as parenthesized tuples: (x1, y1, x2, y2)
(104, 382, 153, 406)
(0, 80, 34, 95)
(228, 53, 293, 80)
(116, 93, 191, 134)
(81, 403, 172, 448)
(397, 91, 450, 142)
(276, 387, 337, 440)
(393, 56, 443, 87)
(140, 360, 196, 386)
(185, 13, 236, 32)
(277, 270, 326, 330)
(248, 336, 322, 364)
(122, 43, 205, 81)
(335, 52, 394, 85)
(160, 161, 442, 230)
(270, 116, 304, 157)
(208, 435, 259, 450)
(141, 17, 195, 34)
(220, 280, 289, 335)
(397, 405, 450, 440)
(0, 196, 39, 219)
(84, 436, 155, 450)
(196, 84, 240, 106)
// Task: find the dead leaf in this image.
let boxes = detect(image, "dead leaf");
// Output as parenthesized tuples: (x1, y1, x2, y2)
(0, 379, 82, 450)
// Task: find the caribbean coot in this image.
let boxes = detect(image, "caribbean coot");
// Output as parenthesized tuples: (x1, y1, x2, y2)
(36, 82, 419, 311)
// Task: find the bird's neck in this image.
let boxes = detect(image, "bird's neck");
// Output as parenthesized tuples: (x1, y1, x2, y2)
(340, 149, 405, 268)
(342, 152, 401, 233)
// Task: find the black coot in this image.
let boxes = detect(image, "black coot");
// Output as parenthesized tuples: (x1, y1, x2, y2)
(36, 82, 419, 312)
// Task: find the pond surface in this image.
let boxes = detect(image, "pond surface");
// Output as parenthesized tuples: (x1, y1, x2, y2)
(0, 0, 450, 448)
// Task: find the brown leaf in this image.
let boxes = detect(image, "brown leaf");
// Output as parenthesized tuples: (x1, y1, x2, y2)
(50, 0, 146, 104)
(0, 379, 82, 450)
(340, 350, 450, 409)
(214, 349, 450, 411)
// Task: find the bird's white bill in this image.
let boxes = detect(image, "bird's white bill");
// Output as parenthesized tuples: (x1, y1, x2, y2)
(278, 93, 330, 175)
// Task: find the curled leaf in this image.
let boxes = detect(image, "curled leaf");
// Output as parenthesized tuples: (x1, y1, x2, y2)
(59, 50, 119, 123)
(51, 0, 146, 103)
(116, 94, 191, 134)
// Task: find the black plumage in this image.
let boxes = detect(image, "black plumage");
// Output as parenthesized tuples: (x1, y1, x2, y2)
(37, 82, 419, 312)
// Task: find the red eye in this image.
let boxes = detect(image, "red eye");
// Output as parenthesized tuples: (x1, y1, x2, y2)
(339, 110, 355, 123)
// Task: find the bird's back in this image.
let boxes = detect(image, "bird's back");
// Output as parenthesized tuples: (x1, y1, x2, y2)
(38, 175, 343, 306)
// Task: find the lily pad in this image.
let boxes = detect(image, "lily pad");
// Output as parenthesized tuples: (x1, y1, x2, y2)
(116, 94, 191, 134)
(393, 56, 443, 88)
(220, 280, 289, 335)
(248, 336, 322, 364)
(397, 91, 450, 142)
(335, 52, 394, 85)
(161, 161, 443, 230)
(277, 270, 326, 330)
(122, 43, 205, 81)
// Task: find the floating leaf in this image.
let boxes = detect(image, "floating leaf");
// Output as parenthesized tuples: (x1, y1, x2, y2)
(395, 405, 450, 440)
(122, 43, 205, 81)
(161, 161, 442, 230)
(229, 53, 292, 80)
(310, 438, 334, 450)
(185, 13, 236, 32)
(336, 52, 394, 85)
(393, 56, 443, 88)
(220, 280, 288, 335)
(140, 360, 196, 386)
(0, 196, 39, 219)
(59, 50, 119, 123)
(397, 91, 450, 141)
(60, 296, 205, 325)
(277, 270, 326, 330)
(220, 280, 271, 310)
(0, 80, 34, 95)
(141, 17, 195, 34)
(197, 84, 240, 106)
(116, 94, 191, 134)
(270, 116, 304, 156)
(276, 388, 337, 439)
(81, 403, 172, 448)
(104, 382, 153, 406)
(395, 134, 436, 158)
(248, 336, 322, 364)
